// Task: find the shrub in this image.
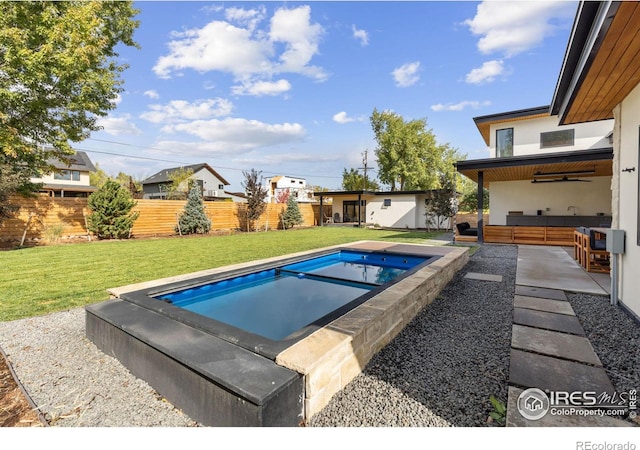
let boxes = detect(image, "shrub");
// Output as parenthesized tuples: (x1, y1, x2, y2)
(280, 195, 303, 229)
(176, 184, 211, 235)
(87, 180, 139, 239)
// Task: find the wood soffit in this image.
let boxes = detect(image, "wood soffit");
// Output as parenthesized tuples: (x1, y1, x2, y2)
(458, 158, 612, 185)
(564, 2, 640, 124)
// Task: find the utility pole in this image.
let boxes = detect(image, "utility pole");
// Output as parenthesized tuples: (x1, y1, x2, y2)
(359, 149, 368, 191)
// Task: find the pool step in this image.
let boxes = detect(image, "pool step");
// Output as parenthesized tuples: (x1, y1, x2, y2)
(85, 300, 303, 427)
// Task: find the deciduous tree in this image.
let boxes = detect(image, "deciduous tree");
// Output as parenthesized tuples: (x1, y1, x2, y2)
(341, 168, 380, 191)
(242, 169, 268, 231)
(0, 1, 139, 223)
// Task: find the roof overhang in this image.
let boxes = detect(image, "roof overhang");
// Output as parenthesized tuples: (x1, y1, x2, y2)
(40, 184, 98, 192)
(473, 106, 550, 146)
(551, 1, 640, 125)
(455, 147, 613, 185)
(317, 190, 438, 197)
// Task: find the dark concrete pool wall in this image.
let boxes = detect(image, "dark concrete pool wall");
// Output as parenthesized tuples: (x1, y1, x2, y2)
(85, 241, 469, 426)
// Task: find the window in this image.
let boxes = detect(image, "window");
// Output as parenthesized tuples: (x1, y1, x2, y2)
(383, 198, 391, 207)
(496, 128, 513, 157)
(54, 170, 80, 181)
(218, 184, 224, 189)
(541, 129, 574, 148)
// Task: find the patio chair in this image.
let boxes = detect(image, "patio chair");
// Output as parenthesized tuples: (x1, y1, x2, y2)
(333, 213, 341, 223)
(585, 228, 609, 273)
(324, 212, 334, 224)
(456, 222, 478, 237)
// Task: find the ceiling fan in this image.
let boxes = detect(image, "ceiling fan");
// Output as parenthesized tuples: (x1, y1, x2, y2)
(531, 176, 592, 183)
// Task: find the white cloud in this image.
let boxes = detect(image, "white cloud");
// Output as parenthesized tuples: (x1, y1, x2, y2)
(352, 25, 369, 46)
(232, 79, 291, 96)
(269, 6, 326, 80)
(237, 152, 340, 165)
(140, 99, 234, 124)
(465, 60, 506, 84)
(464, 1, 576, 57)
(95, 114, 141, 136)
(392, 61, 420, 88)
(430, 100, 491, 112)
(225, 6, 266, 32)
(162, 118, 306, 152)
(153, 5, 327, 90)
(143, 90, 160, 99)
(332, 111, 364, 124)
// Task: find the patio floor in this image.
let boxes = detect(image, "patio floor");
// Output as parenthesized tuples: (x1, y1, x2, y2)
(506, 244, 630, 427)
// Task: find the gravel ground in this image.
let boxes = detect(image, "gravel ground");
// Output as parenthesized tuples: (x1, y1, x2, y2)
(565, 292, 640, 399)
(1, 243, 636, 427)
(311, 244, 517, 427)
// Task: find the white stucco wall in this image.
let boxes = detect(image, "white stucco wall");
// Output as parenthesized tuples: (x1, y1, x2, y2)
(368, 195, 420, 228)
(617, 82, 640, 318)
(488, 177, 612, 225)
(33, 171, 92, 186)
(488, 115, 613, 157)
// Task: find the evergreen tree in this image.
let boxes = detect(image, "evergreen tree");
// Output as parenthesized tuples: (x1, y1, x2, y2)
(176, 184, 211, 235)
(87, 180, 139, 239)
(281, 195, 303, 229)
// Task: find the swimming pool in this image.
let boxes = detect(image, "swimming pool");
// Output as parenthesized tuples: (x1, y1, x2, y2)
(86, 242, 469, 426)
(153, 250, 436, 342)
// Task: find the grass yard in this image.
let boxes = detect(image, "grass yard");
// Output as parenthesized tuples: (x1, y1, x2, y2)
(0, 227, 452, 322)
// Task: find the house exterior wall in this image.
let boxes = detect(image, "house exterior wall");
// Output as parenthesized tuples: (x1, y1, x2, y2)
(265, 176, 314, 203)
(616, 82, 640, 319)
(368, 195, 418, 228)
(32, 170, 92, 187)
(193, 168, 231, 199)
(488, 177, 612, 225)
(488, 115, 612, 157)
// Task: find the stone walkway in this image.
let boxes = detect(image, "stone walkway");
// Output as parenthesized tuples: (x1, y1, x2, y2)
(505, 253, 631, 426)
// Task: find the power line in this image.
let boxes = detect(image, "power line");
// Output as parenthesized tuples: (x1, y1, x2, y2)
(76, 145, 343, 180)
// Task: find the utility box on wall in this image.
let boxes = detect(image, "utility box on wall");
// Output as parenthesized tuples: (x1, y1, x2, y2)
(606, 229, 625, 254)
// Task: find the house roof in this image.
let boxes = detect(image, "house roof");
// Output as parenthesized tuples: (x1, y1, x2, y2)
(40, 183, 98, 192)
(473, 106, 551, 146)
(47, 150, 96, 172)
(142, 163, 230, 185)
(455, 147, 613, 185)
(317, 189, 440, 197)
(551, 1, 640, 125)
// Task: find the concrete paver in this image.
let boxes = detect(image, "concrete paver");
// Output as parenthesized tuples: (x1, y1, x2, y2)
(515, 285, 567, 301)
(506, 386, 632, 427)
(509, 349, 614, 395)
(511, 324, 601, 366)
(513, 308, 585, 335)
(513, 295, 576, 316)
(463, 272, 503, 282)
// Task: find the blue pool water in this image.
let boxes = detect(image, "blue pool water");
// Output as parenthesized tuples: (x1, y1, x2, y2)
(156, 250, 434, 341)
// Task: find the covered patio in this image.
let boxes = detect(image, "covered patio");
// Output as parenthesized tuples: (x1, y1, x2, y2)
(455, 147, 613, 244)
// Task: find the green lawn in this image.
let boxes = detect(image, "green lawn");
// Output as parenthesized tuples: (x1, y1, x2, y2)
(0, 227, 450, 322)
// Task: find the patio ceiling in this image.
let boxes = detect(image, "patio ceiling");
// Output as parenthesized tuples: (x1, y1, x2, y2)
(455, 148, 613, 185)
(553, 2, 640, 125)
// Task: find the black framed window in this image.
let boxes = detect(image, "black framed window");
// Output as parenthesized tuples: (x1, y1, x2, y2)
(54, 170, 80, 181)
(541, 129, 574, 148)
(496, 128, 513, 157)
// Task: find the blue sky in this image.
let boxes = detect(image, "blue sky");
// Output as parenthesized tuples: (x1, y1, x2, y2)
(82, 1, 578, 192)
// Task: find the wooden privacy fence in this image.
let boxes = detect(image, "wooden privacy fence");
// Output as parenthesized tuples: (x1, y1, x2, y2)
(0, 196, 322, 243)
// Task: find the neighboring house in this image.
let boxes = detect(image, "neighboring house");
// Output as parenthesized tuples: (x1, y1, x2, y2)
(316, 190, 452, 229)
(141, 163, 236, 201)
(265, 175, 315, 203)
(457, 106, 614, 231)
(549, 1, 640, 321)
(31, 150, 97, 198)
